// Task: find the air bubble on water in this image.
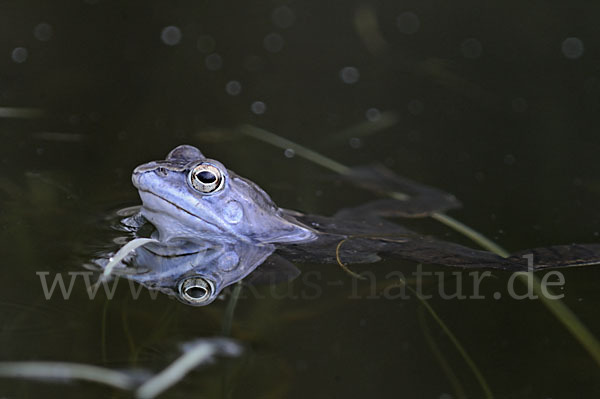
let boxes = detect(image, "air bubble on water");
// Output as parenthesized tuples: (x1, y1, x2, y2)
(205, 53, 223, 71)
(408, 99, 424, 115)
(511, 97, 528, 113)
(161, 26, 182, 46)
(264, 32, 284, 53)
(272, 6, 295, 28)
(197, 35, 215, 53)
(460, 38, 482, 59)
(340, 66, 359, 84)
(349, 138, 362, 149)
(251, 101, 266, 115)
(365, 108, 381, 121)
(11, 47, 28, 63)
(397, 12, 420, 34)
(561, 37, 584, 59)
(34, 23, 53, 41)
(225, 81, 242, 96)
(284, 148, 295, 158)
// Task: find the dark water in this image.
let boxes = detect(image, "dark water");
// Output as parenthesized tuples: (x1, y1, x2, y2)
(2, 1, 600, 398)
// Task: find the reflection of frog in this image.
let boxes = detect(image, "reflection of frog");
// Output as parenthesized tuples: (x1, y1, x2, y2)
(104, 240, 297, 306)
(132, 145, 316, 244)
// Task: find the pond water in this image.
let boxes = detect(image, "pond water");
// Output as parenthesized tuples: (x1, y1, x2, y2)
(2, 1, 600, 398)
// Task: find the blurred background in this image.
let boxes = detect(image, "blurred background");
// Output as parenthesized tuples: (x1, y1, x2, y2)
(2, 0, 600, 398)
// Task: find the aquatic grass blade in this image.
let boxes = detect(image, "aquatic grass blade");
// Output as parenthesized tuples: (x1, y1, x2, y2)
(221, 283, 243, 336)
(238, 125, 350, 175)
(517, 272, 600, 367)
(404, 280, 493, 399)
(417, 306, 467, 399)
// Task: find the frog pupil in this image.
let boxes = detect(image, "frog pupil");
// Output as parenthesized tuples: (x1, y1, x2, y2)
(186, 286, 207, 299)
(197, 170, 216, 184)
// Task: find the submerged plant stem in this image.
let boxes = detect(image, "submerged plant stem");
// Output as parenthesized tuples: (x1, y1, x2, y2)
(417, 307, 467, 399)
(430, 212, 510, 257)
(333, 111, 399, 141)
(101, 300, 109, 364)
(518, 272, 600, 368)
(222, 283, 243, 336)
(238, 125, 350, 174)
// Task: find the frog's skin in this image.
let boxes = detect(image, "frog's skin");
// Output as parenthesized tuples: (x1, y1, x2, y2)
(132, 145, 317, 245)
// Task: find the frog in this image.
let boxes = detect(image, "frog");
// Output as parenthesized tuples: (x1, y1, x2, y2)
(131, 145, 600, 279)
(132, 145, 317, 245)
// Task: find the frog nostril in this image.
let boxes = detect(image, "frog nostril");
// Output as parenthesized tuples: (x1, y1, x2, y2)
(156, 167, 168, 176)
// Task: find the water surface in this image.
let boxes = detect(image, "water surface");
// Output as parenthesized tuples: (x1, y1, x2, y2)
(2, 1, 600, 397)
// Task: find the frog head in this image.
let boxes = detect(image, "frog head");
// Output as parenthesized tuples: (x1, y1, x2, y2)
(132, 145, 316, 244)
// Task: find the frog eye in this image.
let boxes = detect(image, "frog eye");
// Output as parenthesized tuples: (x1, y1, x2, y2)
(188, 163, 224, 193)
(178, 277, 215, 305)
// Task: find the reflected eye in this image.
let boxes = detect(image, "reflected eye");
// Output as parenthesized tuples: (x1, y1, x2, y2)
(188, 163, 224, 193)
(178, 277, 215, 305)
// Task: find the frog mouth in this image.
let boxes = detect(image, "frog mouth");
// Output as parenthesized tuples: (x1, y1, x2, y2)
(137, 189, 219, 230)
